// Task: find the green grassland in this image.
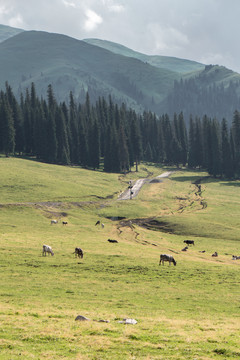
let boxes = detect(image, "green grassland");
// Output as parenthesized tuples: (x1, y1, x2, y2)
(0, 158, 240, 359)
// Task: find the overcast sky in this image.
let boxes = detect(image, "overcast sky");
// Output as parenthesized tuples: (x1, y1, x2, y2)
(0, 0, 239, 72)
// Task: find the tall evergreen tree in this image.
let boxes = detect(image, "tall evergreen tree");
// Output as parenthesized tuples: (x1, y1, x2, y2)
(231, 110, 240, 176)
(89, 115, 100, 170)
(221, 118, 234, 178)
(55, 106, 70, 164)
(0, 96, 15, 155)
(208, 119, 221, 177)
(118, 121, 129, 172)
(68, 92, 79, 164)
(188, 116, 197, 168)
(130, 110, 142, 172)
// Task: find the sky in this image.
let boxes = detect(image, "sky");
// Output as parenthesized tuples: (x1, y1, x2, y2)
(0, 0, 239, 72)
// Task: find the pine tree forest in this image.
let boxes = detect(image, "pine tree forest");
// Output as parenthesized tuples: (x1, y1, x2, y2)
(0, 82, 240, 178)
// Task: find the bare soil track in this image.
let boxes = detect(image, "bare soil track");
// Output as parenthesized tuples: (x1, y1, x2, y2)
(118, 171, 173, 200)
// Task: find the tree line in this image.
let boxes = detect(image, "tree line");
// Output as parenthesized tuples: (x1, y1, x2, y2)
(166, 66, 240, 123)
(0, 82, 240, 178)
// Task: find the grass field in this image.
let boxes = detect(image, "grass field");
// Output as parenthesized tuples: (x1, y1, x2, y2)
(0, 157, 240, 359)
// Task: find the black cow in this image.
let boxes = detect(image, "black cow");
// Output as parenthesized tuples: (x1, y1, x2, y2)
(184, 240, 195, 246)
(108, 239, 118, 243)
(74, 248, 83, 258)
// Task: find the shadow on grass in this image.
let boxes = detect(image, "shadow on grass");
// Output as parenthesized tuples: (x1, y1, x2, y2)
(220, 181, 240, 187)
(173, 175, 211, 183)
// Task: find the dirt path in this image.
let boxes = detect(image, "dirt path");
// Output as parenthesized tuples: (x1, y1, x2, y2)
(118, 171, 173, 200)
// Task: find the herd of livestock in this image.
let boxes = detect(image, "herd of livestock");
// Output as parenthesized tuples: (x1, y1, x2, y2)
(43, 219, 240, 265)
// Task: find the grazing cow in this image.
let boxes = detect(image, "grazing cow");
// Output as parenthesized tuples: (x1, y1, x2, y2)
(232, 255, 240, 260)
(51, 220, 58, 225)
(108, 239, 118, 243)
(184, 240, 195, 246)
(101, 223, 105, 229)
(74, 247, 83, 258)
(159, 254, 176, 266)
(62, 221, 68, 225)
(181, 246, 188, 251)
(199, 250, 206, 253)
(95, 220, 100, 226)
(212, 251, 218, 257)
(42, 244, 54, 256)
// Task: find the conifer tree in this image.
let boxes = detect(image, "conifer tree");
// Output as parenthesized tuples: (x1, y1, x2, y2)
(78, 112, 89, 167)
(178, 112, 188, 165)
(231, 110, 240, 176)
(55, 106, 70, 164)
(46, 110, 58, 163)
(188, 116, 196, 168)
(208, 119, 221, 177)
(5, 83, 24, 154)
(0, 96, 15, 155)
(162, 114, 173, 164)
(68, 91, 79, 164)
(221, 118, 234, 178)
(89, 115, 100, 170)
(130, 109, 142, 171)
(118, 121, 129, 172)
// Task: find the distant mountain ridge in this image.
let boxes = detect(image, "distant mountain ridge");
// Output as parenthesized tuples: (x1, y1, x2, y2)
(83, 38, 205, 74)
(0, 24, 240, 122)
(0, 24, 24, 42)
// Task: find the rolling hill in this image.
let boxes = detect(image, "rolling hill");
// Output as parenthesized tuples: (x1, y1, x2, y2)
(0, 157, 240, 359)
(0, 29, 181, 111)
(83, 38, 205, 74)
(0, 23, 24, 42)
(0, 25, 240, 121)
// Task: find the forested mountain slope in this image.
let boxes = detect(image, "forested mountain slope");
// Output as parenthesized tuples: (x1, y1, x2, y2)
(0, 30, 180, 111)
(84, 38, 205, 74)
(0, 27, 240, 122)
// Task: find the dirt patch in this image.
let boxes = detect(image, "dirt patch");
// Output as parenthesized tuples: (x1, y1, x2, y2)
(118, 217, 184, 236)
(139, 219, 179, 234)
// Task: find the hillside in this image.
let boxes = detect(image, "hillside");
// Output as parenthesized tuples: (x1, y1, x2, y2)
(0, 26, 240, 121)
(0, 30, 180, 110)
(0, 23, 24, 42)
(84, 38, 205, 74)
(0, 157, 240, 359)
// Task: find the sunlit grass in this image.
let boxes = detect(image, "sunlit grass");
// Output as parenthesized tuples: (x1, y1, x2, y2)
(0, 158, 240, 359)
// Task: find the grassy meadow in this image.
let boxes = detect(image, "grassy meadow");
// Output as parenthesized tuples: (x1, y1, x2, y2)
(0, 157, 240, 359)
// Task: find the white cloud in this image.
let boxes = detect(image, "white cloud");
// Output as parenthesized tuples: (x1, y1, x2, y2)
(8, 14, 24, 27)
(101, 0, 125, 13)
(62, 0, 77, 8)
(108, 4, 124, 13)
(200, 52, 233, 68)
(148, 23, 189, 54)
(0, 4, 10, 15)
(84, 9, 103, 32)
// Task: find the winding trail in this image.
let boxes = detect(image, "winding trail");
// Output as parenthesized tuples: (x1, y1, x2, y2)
(118, 171, 173, 200)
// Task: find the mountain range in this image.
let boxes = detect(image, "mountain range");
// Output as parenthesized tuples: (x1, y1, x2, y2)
(0, 23, 240, 123)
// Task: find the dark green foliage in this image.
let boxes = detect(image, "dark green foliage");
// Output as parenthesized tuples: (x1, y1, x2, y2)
(129, 109, 142, 172)
(221, 118, 234, 178)
(231, 110, 240, 176)
(0, 81, 240, 178)
(167, 67, 240, 123)
(55, 107, 70, 165)
(0, 94, 15, 155)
